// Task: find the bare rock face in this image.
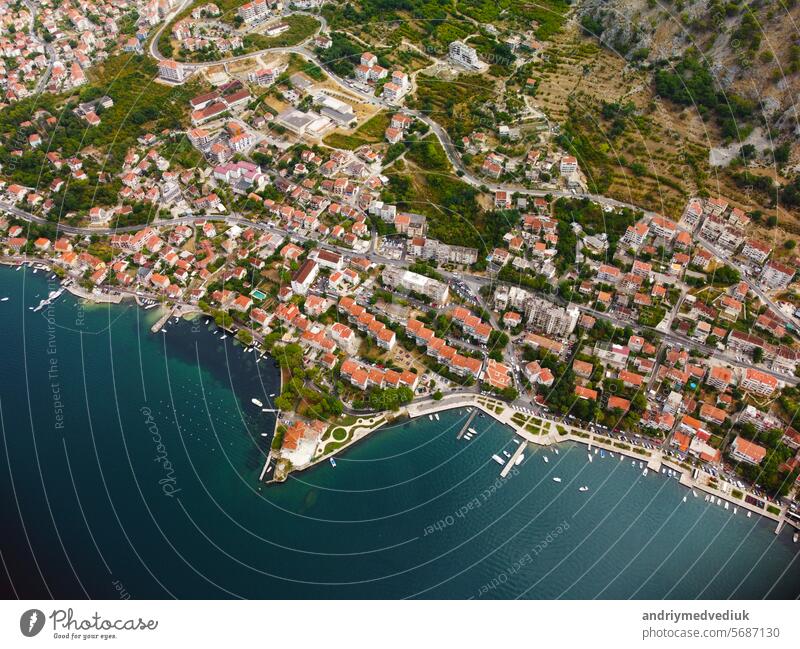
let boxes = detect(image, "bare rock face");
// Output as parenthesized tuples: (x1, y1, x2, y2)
(575, 0, 800, 138)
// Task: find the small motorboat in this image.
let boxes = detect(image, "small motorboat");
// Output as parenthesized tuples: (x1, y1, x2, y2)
(0, 297, 8, 302)
(553, 477, 562, 483)
(251, 398, 264, 407)
(587, 454, 593, 462)
(643, 468, 648, 476)
(543, 455, 549, 463)
(682, 496, 687, 502)
(747, 511, 752, 518)
(492, 455, 505, 465)
(554, 449, 559, 455)
(434, 413, 440, 421)
(503, 450, 511, 458)
(793, 533, 798, 543)
(329, 458, 337, 467)
(515, 454, 524, 466)
(578, 486, 589, 492)
(428, 415, 433, 421)
(733, 507, 738, 515)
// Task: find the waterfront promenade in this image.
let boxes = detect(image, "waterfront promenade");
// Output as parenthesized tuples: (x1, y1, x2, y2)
(270, 391, 792, 530)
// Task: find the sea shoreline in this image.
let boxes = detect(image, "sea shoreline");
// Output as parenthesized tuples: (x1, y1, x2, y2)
(273, 392, 795, 533)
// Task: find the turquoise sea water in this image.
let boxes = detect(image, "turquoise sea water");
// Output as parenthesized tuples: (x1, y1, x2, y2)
(1, 265, 799, 599)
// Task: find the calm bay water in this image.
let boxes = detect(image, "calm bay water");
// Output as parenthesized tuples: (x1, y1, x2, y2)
(1, 265, 799, 599)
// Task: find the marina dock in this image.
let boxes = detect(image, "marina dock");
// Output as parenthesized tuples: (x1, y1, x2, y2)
(151, 308, 173, 333)
(456, 409, 478, 440)
(501, 441, 527, 478)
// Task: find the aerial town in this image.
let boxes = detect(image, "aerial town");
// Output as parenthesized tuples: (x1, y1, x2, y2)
(2, 0, 800, 532)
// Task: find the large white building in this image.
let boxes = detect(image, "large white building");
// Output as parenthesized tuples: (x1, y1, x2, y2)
(526, 298, 579, 338)
(449, 40, 480, 68)
(382, 267, 449, 304)
(158, 60, 186, 84)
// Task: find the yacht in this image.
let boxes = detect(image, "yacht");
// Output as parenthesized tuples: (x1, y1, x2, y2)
(515, 454, 525, 466)
(553, 477, 562, 483)
(492, 455, 505, 465)
(251, 398, 264, 407)
(468, 428, 478, 435)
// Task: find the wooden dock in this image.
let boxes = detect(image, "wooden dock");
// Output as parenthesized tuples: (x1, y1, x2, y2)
(457, 409, 478, 440)
(501, 441, 527, 478)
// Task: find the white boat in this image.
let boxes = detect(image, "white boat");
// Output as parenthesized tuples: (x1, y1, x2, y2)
(747, 511, 752, 518)
(578, 486, 589, 492)
(554, 449, 559, 455)
(434, 413, 440, 421)
(492, 455, 505, 465)
(260, 433, 268, 437)
(512, 438, 519, 444)
(0, 297, 7, 302)
(15, 266, 21, 271)
(269, 393, 275, 397)
(662, 468, 666, 474)
(639, 462, 644, 469)
(594, 448, 598, 455)
(515, 454, 524, 466)
(553, 477, 562, 483)
(543, 455, 549, 463)
(251, 398, 264, 407)
(631, 460, 635, 466)
(692, 491, 698, 498)
(724, 501, 729, 510)
(733, 507, 738, 515)
(503, 450, 511, 458)
(160, 328, 167, 333)
(428, 415, 433, 421)
(32, 269, 37, 274)
(220, 334, 227, 340)
(705, 495, 709, 502)
(682, 496, 687, 502)
(609, 452, 615, 458)
(468, 428, 478, 435)
(793, 533, 798, 543)
(587, 454, 593, 462)
(643, 468, 648, 476)
(329, 458, 337, 467)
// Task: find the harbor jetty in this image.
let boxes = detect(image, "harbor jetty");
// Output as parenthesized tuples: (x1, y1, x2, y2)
(501, 441, 527, 478)
(456, 408, 478, 440)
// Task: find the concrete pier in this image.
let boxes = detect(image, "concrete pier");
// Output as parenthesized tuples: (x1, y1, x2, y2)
(501, 441, 527, 478)
(457, 409, 478, 440)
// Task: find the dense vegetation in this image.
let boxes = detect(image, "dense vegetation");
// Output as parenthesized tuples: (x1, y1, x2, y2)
(653, 53, 757, 140)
